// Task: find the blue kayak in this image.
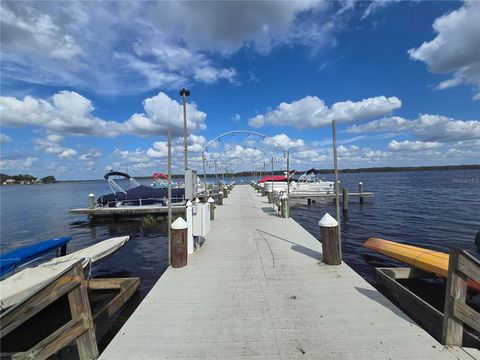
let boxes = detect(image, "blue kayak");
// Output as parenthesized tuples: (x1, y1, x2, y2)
(0, 236, 72, 276)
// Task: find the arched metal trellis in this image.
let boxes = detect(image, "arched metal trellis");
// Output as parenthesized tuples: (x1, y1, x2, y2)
(200, 130, 290, 195)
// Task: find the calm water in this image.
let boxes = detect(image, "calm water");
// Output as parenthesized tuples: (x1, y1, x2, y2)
(1, 169, 480, 349)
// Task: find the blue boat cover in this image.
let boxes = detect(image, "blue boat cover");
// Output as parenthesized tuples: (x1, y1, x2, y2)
(97, 185, 185, 207)
(0, 236, 72, 276)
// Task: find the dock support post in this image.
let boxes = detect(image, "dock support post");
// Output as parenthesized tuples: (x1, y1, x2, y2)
(281, 194, 289, 218)
(359, 182, 364, 204)
(268, 189, 273, 204)
(60, 244, 67, 256)
(208, 197, 215, 221)
(88, 193, 95, 209)
(224, 186, 229, 198)
(171, 217, 188, 268)
(319, 213, 341, 265)
(262, 186, 266, 196)
(186, 201, 193, 254)
(218, 191, 224, 205)
(342, 187, 349, 213)
(307, 199, 312, 206)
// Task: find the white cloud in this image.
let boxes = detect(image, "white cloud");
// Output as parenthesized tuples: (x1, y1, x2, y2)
(58, 148, 78, 159)
(0, 133, 12, 143)
(232, 113, 241, 124)
(79, 149, 102, 161)
(249, 95, 401, 128)
(0, 1, 341, 95)
(194, 67, 236, 84)
(388, 140, 443, 151)
(1, 91, 207, 137)
(0, 156, 38, 170)
(408, 1, 480, 99)
(347, 114, 480, 142)
(267, 134, 305, 150)
(362, 0, 401, 19)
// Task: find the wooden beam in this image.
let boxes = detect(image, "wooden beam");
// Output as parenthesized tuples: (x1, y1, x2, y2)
(442, 248, 467, 346)
(458, 252, 480, 284)
(68, 265, 98, 359)
(453, 300, 480, 333)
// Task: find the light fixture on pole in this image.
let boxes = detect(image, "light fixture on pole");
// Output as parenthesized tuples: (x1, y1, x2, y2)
(179, 88, 190, 171)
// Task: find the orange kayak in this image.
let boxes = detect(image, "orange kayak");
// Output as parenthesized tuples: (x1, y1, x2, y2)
(363, 238, 480, 292)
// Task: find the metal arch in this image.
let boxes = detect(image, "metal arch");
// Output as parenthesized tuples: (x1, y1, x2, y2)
(201, 130, 289, 155)
(208, 144, 271, 163)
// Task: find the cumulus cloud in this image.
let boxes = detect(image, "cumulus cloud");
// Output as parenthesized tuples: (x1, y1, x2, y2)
(388, 140, 443, 151)
(0, 156, 38, 170)
(249, 95, 401, 128)
(0, 133, 12, 143)
(0, 1, 343, 95)
(33, 134, 77, 159)
(1, 91, 207, 137)
(347, 114, 480, 142)
(79, 149, 102, 161)
(58, 148, 78, 159)
(408, 1, 480, 99)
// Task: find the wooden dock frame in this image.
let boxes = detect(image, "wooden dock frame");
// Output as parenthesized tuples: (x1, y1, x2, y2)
(0, 260, 140, 360)
(375, 265, 480, 348)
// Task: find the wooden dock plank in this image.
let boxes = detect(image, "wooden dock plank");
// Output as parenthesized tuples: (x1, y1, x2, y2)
(99, 185, 463, 360)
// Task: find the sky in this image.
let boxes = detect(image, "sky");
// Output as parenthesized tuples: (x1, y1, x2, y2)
(0, 0, 479, 180)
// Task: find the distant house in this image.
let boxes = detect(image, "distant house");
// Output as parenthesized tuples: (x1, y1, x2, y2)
(3, 179, 15, 185)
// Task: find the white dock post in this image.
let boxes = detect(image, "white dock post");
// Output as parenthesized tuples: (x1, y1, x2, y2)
(218, 191, 224, 205)
(267, 189, 273, 204)
(186, 201, 194, 254)
(88, 193, 95, 209)
(319, 213, 341, 265)
(208, 197, 215, 221)
(223, 186, 229, 198)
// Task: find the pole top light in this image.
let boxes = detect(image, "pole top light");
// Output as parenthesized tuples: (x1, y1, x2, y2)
(179, 88, 190, 96)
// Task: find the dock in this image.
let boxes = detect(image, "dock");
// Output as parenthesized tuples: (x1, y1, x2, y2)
(100, 185, 477, 359)
(69, 204, 186, 217)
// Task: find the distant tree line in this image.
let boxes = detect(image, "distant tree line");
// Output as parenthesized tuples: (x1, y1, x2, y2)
(0, 173, 57, 184)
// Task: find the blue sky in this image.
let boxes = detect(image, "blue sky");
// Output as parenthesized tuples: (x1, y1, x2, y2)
(1, 0, 479, 180)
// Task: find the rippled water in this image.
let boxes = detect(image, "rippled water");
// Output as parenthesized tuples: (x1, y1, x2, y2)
(1, 169, 479, 349)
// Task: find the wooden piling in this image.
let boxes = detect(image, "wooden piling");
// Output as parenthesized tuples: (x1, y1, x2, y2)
(342, 187, 349, 213)
(319, 213, 341, 265)
(224, 187, 229, 199)
(307, 199, 312, 206)
(218, 191, 224, 205)
(359, 182, 364, 204)
(281, 194, 289, 218)
(208, 197, 215, 221)
(268, 190, 273, 204)
(88, 193, 95, 209)
(171, 217, 188, 268)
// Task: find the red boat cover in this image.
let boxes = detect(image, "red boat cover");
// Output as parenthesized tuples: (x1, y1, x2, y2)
(258, 175, 287, 183)
(153, 173, 168, 180)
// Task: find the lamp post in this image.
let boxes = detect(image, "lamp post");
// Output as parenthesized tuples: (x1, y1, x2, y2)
(179, 88, 190, 171)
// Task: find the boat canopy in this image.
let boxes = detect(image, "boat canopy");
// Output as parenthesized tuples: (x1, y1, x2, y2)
(304, 168, 323, 175)
(104, 171, 131, 180)
(153, 173, 168, 181)
(258, 175, 287, 183)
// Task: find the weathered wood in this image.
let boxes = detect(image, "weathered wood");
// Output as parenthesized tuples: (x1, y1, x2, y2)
(442, 248, 468, 346)
(12, 317, 87, 360)
(342, 187, 348, 212)
(458, 251, 480, 284)
(218, 191, 223, 205)
(171, 218, 188, 268)
(208, 198, 215, 221)
(267, 190, 273, 204)
(91, 278, 140, 323)
(319, 213, 341, 265)
(453, 300, 480, 333)
(68, 265, 98, 359)
(0, 266, 81, 338)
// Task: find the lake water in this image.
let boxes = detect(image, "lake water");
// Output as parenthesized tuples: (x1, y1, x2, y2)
(1, 169, 479, 350)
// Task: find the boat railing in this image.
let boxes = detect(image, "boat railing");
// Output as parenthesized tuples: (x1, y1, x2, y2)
(442, 248, 480, 346)
(100, 195, 186, 208)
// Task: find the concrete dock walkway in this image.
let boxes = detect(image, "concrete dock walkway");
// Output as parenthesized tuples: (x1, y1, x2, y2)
(100, 185, 473, 359)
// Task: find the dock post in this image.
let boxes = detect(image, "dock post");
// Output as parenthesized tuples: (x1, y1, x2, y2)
(218, 191, 224, 205)
(281, 194, 289, 218)
(224, 186, 229, 198)
(88, 193, 95, 209)
(186, 201, 193, 254)
(342, 187, 349, 213)
(171, 217, 188, 268)
(359, 182, 364, 204)
(319, 213, 341, 265)
(307, 199, 312, 206)
(208, 197, 215, 221)
(262, 186, 266, 196)
(268, 189, 273, 204)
